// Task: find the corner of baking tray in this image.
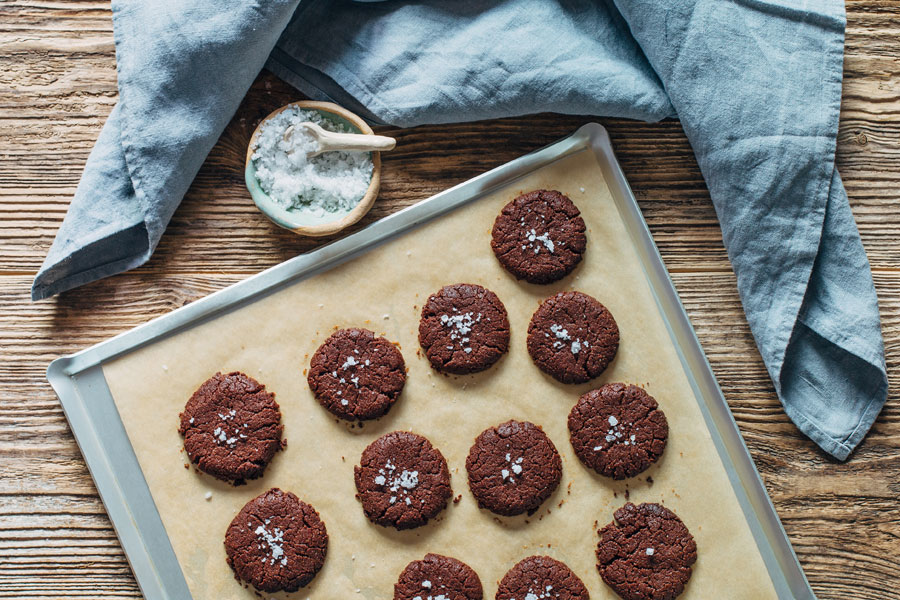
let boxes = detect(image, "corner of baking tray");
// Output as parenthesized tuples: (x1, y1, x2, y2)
(47, 355, 75, 390)
(48, 356, 84, 421)
(573, 122, 611, 147)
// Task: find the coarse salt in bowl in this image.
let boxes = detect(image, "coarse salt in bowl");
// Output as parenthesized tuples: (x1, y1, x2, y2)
(245, 101, 382, 236)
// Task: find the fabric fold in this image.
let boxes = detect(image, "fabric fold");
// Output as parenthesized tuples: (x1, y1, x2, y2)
(782, 169, 887, 459)
(610, 0, 886, 459)
(32, 0, 300, 300)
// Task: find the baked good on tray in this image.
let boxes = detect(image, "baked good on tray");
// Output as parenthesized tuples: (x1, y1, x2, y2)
(496, 555, 589, 600)
(491, 189, 587, 284)
(190, 174, 698, 597)
(465, 420, 562, 517)
(394, 553, 484, 600)
(224, 488, 328, 593)
(178, 371, 283, 484)
(307, 327, 406, 421)
(568, 383, 668, 480)
(418, 283, 511, 374)
(597, 502, 697, 600)
(527, 291, 620, 384)
(355, 431, 453, 530)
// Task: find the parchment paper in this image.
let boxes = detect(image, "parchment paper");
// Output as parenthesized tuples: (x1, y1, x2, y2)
(103, 148, 777, 599)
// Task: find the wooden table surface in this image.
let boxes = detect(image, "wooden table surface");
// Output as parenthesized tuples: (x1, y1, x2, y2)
(1, 2, 898, 599)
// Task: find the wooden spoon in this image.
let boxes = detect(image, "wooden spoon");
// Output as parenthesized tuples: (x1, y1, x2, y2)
(283, 122, 396, 158)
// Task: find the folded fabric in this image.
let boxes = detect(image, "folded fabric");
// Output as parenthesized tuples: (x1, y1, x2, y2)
(34, 0, 887, 460)
(30, 0, 300, 301)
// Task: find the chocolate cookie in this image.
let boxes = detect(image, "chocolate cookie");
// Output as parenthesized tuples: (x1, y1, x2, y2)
(527, 291, 620, 384)
(496, 555, 589, 600)
(418, 283, 511, 374)
(178, 371, 283, 484)
(224, 488, 328, 593)
(394, 553, 484, 600)
(568, 383, 668, 480)
(597, 503, 697, 600)
(355, 431, 452, 530)
(465, 420, 562, 516)
(307, 327, 406, 421)
(491, 189, 587, 284)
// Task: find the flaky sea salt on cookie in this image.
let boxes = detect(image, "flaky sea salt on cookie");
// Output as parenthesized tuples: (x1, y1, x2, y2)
(224, 488, 328, 593)
(597, 502, 698, 600)
(418, 283, 510, 375)
(568, 383, 668, 479)
(355, 431, 452, 530)
(527, 291, 619, 384)
(465, 420, 562, 517)
(394, 553, 483, 600)
(307, 327, 406, 421)
(491, 189, 587, 284)
(178, 371, 283, 484)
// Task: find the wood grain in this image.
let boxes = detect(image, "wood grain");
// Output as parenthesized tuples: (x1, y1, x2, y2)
(1, 1, 898, 598)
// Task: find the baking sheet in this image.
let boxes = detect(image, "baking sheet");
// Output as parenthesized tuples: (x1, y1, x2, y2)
(102, 147, 778, 599)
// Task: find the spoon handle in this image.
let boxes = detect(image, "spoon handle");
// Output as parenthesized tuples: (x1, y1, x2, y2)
(314, 130, 396, 155)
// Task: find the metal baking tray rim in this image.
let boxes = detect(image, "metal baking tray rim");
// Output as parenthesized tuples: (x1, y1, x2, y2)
(48, 123, 815, 600)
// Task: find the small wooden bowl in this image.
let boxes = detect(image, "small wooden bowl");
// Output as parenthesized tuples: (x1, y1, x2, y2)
(244, 101, 382, 237)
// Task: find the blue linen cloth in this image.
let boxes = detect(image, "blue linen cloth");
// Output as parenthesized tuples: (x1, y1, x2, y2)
(33, 0, 887, 460)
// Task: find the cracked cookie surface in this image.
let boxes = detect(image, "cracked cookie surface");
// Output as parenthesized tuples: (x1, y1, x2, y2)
(224, 488, 327, 593)
(495, 555, 589, 600)
(394, 553, 483, 600)
(597, 502, 697, 600)
(527, 291, 619, 384)
(465, 420, 562, 517)
(355, 431, 452, 530)
(308, 327, 406, 421)
(418, 283, 510, 374)
(491, 189, 587, 284)
(568, 383, 668, 479)
(178, 371, 283, 484)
